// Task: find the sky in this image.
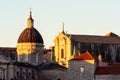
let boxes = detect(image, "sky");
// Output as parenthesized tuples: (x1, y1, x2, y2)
(0, 0, 120, 48)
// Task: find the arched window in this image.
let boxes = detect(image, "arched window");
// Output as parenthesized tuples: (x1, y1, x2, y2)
(32, 70, 35, 79)
(19, 68, 22, 79)
(22, 71, 25, 79)
(61, 49, 64, 58)
(26, 69, 29, 78)
(16, 71, 20, 78)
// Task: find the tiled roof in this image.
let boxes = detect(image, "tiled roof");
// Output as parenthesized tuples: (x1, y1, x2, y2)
(95, 67, 111, 75)
(70, 34, 120, 44)
(73, 52, 96, 60)
(41, 63, 67, 69)
(18, 28, 44, 43)
(0, 47, 16, 51)
(0, 47, 17, 60)
(95, 63, 120, 75)
(43, 53, 52, 59)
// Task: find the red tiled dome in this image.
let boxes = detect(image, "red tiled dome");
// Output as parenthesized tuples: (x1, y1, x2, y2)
(17, 28, 44, 44)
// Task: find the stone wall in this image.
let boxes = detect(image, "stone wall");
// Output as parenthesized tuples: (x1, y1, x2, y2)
(39, 60, 96, 80)
(95, 75, 120, 80)
(66, 60, 96, 80)
(39, 69, 66, 80)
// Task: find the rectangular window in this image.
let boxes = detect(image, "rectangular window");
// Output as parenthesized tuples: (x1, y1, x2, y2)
(61, 49, 64, 58)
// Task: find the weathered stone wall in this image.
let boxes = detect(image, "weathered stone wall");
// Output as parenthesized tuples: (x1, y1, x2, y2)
(95, 75, 120, 80)
(39, 69, 67, 80)
(0, 64, 15, 80)
(39, 60, 96, 80)
(66, 60, 95, 80)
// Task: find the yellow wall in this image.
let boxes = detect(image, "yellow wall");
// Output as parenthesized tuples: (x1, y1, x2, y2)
(17, 42, 44, 65)
(17, 43, 43, 54)
(54, 33, 72, 68)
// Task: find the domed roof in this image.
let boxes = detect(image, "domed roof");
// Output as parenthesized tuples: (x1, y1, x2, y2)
(18, 28, 44, 43)
(17, 11, 44, 44)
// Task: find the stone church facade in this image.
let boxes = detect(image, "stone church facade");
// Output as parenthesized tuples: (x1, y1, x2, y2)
(54, 25, 120, 68)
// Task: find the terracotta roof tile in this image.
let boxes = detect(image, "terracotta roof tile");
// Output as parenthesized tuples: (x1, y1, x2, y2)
(95, 67, 111, 75)
(18, 28, 44, 43)
(95, 63, 120, 75)
(110, 63, 120, 74)
(43, 53, 52, 59)
(73, 52, 96, 60)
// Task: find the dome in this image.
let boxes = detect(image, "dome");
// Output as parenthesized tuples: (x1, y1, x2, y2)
(18, 28, 44, 43)
(17, 11, 44, 44)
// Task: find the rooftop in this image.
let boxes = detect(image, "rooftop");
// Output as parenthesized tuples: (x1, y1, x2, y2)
(95, 63, 120, 75)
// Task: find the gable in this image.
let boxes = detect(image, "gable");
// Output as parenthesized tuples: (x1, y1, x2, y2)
(54, 32, 71, 44)
(73, 51, 95, 60)
(71, 51, 96, 64)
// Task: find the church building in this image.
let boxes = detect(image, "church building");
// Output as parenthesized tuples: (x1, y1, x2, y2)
(54, 24, 120, 68)
(17, 10, 44, 65)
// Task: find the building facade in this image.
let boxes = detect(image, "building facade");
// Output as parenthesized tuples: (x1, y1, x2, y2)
(54, 23, 72, 67)
(39, 52, 97, 80)
(54, 24, 120, 67)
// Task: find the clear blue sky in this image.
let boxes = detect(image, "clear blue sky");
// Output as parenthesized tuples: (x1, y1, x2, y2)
(0, 0, 120, 48)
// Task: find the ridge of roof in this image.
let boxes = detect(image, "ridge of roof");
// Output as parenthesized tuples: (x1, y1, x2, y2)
(0, 47, 16, 50)
(68, 34, 120, 44)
